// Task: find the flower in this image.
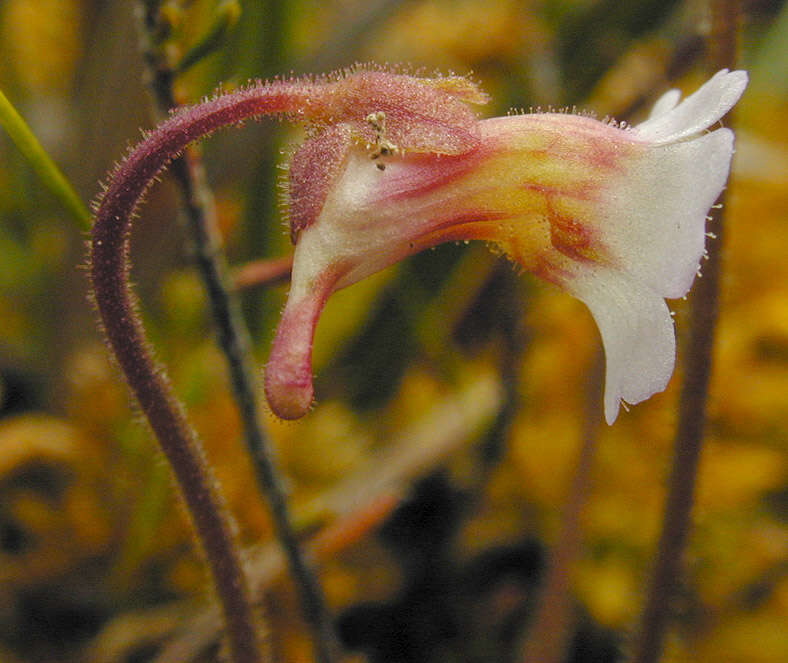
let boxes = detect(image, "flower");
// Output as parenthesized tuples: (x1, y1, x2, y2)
(264, 69, 748, 424)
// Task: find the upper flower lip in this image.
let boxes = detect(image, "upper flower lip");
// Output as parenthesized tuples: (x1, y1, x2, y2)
(304, 68, 490, 155)
(632, 69, 748, 144)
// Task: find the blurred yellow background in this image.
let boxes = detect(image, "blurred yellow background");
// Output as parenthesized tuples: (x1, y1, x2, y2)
(0, 1, 785, 662)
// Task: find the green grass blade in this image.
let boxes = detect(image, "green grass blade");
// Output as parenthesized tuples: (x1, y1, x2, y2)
(0, 88, 91, 230)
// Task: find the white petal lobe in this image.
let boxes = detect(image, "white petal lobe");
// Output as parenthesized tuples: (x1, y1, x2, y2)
(633, 69, 748, 144)
(648, 89, 682, 120)
(564, 266, 676, 425)
(601, 128, 735, 298)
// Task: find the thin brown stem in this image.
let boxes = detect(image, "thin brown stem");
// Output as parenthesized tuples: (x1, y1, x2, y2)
(233, 255, 293, 291)
(628, 4, 740, 663)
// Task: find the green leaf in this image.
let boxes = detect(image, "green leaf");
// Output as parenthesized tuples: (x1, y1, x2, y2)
(0, 88, 91, 230)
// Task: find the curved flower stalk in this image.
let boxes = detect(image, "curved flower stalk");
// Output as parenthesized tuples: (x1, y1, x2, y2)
(89, 66, 491, 663)
(265, 69, 747, 424)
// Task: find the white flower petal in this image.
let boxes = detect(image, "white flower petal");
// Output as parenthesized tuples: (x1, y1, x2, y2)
(648, 88, 682, 120)
(563, 265, 676, 425)
(633, 69, 748, 144)
(601, 127, 735, 298)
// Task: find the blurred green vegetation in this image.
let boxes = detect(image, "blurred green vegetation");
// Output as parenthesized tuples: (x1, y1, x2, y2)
(0, 1, 786, 662)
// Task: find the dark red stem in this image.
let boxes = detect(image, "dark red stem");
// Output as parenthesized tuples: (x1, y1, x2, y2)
(90, 83, 322, 663)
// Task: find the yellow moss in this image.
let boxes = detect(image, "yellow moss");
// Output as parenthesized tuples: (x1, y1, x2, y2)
(584, 493, 660, 550)
(63, 345, 129, 435)
(273, 401, 371, 485)
(0, 415, 114, 587)
(322, 540, 403, 609)
(165, 552, 205, 597)
(524, 289, 597, 410)
(574, 558, 639, 627)
(697, 442, 785, 510)
(312, 267, 398, 372)
(687, 593, 788, 663)
(457, 499, 538, 560)
(2, 0, 83, 93)
(508, 414, 582, 507)
(711, 289, 788, 433)
(366, 0, 544, 68)
(692, 517, 788, 606)
(384, 366, 449, 430)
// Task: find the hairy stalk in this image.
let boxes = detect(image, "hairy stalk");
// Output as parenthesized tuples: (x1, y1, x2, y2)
(91, 183, 261, 663)
(94, 49, 348, 663)
(134, 9, 341, 663)
(628, 4, 740, 662)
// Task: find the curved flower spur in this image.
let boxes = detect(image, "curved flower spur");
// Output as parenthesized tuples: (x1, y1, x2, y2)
(265, 68, 748, 424)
